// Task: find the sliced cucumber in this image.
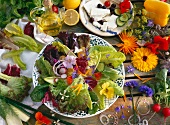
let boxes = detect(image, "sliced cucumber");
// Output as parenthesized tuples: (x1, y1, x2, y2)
(97, 63, 105, 72)
(119, 13, 129, 22)
(126, 12, 132, 19)
(114, 8, 121, 16)
(116, 17, 126, 27)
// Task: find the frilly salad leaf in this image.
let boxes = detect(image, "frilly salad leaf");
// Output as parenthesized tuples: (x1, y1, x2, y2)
(49, 79, 68, 97)
(102, 66, 123, 81)
(89, 46, 126, 68)
(59, 83, 92, 112)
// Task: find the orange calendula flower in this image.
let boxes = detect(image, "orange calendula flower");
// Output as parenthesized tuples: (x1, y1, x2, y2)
(131, 48, 158, 72)
(100, 82, 114, 99)
(71, 83, 83, 95)
(35, 112, 52, 125)
(117, 31, 138, 55)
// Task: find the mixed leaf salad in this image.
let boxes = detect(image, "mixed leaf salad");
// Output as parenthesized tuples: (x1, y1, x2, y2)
(31, 32, 126, 115)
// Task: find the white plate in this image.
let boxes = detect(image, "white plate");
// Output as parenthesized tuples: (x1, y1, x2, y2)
(32, 33, 125, 118)
(79, 0, 134, 36)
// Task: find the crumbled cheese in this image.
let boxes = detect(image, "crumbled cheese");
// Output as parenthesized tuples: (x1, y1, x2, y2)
(93, 21, 102, 28)
(83, 0, 102, 16)
(90, 8, 110, 17)
(100, 22, 108, 32)
(105, 15, 118, 30)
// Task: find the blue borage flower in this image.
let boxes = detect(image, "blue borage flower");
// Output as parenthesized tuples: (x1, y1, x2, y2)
(126, 65, 135, 73)
(124, 80, 139, 88)
(139, 85, 154, 97)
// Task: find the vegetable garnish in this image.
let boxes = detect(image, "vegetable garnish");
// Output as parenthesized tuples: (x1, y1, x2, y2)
(31, 32, 125, 115)
(35, 112, 52, 125)
(117, 31, 138, 55)
(131, 48, 158, 72)
(119, 0, 131, 14)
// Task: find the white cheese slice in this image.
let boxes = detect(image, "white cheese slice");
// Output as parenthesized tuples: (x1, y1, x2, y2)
(93, 21, 102, 28)
(106, 15, 118, 31)
(90, 8, 110, 18)
(83, 0, 103, 16)
(100, 22, 108, 32)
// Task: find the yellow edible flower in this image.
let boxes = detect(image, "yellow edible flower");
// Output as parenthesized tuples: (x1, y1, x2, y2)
(100, 82, 114, 99)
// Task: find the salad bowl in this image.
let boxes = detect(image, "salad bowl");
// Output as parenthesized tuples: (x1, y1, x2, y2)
(32, 33, 125, 118)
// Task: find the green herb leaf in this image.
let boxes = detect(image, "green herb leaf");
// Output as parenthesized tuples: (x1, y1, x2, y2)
(30, 83, 49, 102)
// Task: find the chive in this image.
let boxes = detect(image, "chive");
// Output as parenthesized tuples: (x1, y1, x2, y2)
(0, 95, 74, 125)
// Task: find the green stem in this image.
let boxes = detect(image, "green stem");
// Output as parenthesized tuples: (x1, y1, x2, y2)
(129, 88, 137, 124)
(0, 95, 74, 125)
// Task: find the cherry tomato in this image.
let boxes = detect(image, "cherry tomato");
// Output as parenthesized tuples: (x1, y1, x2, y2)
(104, 1, 111, 7)
(52, 5, 58, 13)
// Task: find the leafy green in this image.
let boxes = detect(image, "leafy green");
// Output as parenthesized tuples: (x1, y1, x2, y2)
(89, 46, 126, 68)
(0, 0, 44, 28)
(52, 41, 76, 57)
(88, 103, 99, 115)
(60, 84, 92, 112)
(30, 83, 49, 102)
(49, 79, 68, 97)
(146, 69, 170, 105)
(102, 66, 123, 81)
(89, 45, 116, 53)
(35, 56, 55, 84)
(0, 72, 32, 102)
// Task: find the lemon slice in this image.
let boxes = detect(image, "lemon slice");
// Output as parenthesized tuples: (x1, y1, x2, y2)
(64, 9, 79, 26)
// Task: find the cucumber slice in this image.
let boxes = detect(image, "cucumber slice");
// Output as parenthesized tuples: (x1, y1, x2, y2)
(119, 13, 129, 22)
(116, 17, 126, 27)
(114, 8, 121, 16)
(97, 63, 105, 72)
(126, 12, 132, 19)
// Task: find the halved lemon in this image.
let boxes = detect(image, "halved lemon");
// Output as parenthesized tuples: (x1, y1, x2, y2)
(64, 9, 79, 26)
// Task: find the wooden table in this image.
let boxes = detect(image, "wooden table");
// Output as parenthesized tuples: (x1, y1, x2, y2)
(28, 1, 170, 125)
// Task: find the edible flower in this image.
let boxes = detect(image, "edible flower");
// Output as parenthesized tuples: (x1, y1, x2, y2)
(139, 85, 154, 97)
(145, 36, 169, 54)
(63, 55, 76, 68)
(119, 0, 131, 14)
(71, 83, 83, 95)
(131, 48, 158, 72)
(100, 82, 114, 99)
(35, 112, 52, 125)
(117, 31, 138, 55)
(124, 80, 139, 88)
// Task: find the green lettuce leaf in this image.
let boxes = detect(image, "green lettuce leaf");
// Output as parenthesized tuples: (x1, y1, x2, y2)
(102, 66, 123, 81)
(30, 83, 49, 102)
(49, 79, 68, 97)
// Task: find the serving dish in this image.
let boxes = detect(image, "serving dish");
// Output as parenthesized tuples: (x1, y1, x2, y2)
(32, 33, 125, 118)
(79, 0, 134, 36)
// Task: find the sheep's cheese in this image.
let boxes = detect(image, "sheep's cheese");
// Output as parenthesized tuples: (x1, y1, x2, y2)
(83, 0, 103, 16)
